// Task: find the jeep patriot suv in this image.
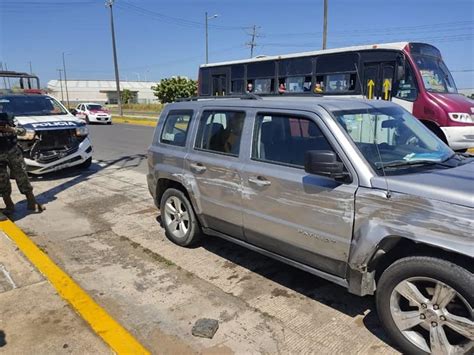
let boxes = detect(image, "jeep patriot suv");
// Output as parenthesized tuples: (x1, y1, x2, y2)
(147, 96, 473, 354)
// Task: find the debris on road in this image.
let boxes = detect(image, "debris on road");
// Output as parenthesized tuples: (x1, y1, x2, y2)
(191, 318, 219, 339)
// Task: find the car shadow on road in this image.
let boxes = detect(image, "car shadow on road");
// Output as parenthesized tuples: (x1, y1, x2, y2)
(195, 232, 396, 350)
(9, 154, 146, 221)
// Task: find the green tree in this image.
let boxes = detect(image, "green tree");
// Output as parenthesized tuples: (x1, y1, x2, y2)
(121, 89, 134, 104)
(151, 76, 197, 103)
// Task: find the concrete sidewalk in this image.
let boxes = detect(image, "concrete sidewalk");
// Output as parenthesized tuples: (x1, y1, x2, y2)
(0, 228, 109, 354)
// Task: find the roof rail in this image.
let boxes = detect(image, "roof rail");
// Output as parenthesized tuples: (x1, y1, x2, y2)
(177, 93, 262, 102)
(258, 92, 324, 98)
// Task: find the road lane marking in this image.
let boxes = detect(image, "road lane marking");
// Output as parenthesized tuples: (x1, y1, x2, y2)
(0, 218, 150, 355)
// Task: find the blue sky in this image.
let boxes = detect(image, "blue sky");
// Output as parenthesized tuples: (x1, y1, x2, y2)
(1, 0, 473, 88)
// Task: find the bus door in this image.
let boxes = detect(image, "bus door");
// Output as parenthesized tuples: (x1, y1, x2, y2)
(211, 74, 227, 96)
(363, 62, 395, 101)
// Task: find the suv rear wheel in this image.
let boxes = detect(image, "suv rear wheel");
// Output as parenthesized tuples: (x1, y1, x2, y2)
(160, 188, 201, 247)
(376, 256, 473, 354)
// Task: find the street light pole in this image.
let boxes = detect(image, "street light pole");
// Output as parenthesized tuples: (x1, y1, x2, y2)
(205, 12, 218, 64)
(57, 69, 64, 102)
(62, 52, 70, 108)
(106, 0, 123, 116)
(322, 0, 328, 49)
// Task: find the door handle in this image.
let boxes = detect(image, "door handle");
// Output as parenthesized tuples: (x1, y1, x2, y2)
(190, 163, 207, 173)
(248, 176, 271, 187)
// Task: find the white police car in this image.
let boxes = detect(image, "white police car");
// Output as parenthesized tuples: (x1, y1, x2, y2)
(0, 93, 93, 174)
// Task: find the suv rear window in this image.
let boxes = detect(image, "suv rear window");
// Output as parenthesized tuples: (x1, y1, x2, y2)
(160, 110, 193, 146)
(194, 110, 245, 156)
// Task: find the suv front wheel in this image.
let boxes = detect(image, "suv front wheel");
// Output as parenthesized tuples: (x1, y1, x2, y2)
(376, 256, 473, 354)
(160, 188, 201, 247)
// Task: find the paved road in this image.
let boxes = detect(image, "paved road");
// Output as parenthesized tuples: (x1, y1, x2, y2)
(4, 122, 398, 354)
(88, 123, 155, 173)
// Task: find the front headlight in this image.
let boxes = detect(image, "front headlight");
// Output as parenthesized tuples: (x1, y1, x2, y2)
(448, 112, 474, 123)
(18, 128, 36, 140)
(75, 126, 89, 136)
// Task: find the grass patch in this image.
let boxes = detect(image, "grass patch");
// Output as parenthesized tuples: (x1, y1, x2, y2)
(107, 103, 163, 112)
(113, 116, 157, 127)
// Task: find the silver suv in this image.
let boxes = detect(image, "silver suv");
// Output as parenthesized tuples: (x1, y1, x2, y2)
(147, 96, 473, 354)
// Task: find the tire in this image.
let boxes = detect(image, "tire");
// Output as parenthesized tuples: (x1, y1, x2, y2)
(376, 256, 473, 354)
(85, 115, 90, 124)
(79, 157, 92, 169)
(160, 188, 201, 247)
(107, 121, 112, 125)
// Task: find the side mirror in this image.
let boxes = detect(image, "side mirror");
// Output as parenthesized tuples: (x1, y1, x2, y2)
(304, 150, 349, 181)
(69, 108, 77, 115)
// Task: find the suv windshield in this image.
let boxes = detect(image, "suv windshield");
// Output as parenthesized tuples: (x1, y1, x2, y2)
(333, 106, 454, 174)
(0, 95, 68, 116)
(413, 55, 457, 93)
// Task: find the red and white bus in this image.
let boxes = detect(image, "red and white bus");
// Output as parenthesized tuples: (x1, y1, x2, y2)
(198, 42, 474, 150)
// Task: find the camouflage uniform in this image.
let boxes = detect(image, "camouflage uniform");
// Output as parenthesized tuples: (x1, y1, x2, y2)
(0, 125, 33, 197)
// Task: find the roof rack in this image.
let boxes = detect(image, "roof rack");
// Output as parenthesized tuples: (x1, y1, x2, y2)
(177, 93, 262, 102)
(258, 92, 324, 98)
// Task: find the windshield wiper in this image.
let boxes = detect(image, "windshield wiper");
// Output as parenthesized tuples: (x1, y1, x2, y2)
(376, 159, 452, 170)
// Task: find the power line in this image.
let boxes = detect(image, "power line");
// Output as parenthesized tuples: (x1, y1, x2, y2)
(263, 20, 474, 38)
(115, 1, 247, 31)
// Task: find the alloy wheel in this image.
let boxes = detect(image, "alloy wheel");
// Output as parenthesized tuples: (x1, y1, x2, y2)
(390, 277, 473, 354)
(163, 196, 190, 239)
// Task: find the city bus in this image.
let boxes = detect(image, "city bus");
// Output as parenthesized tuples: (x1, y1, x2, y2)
(198, 42, 474, 150)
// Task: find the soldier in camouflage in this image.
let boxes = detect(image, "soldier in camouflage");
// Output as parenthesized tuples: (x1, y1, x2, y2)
(0, 112, 43, 214)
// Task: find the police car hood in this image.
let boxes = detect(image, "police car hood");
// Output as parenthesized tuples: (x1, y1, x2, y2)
(15, 114, 85, 131)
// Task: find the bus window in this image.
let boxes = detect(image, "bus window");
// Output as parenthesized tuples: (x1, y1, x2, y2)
(280, 76, 312, 92)
(247, 61, 275, 78)
(254, 78, 274, 93)
(279, 57, 312, 76)
(231, 80, 244, 94)
(231, 65, 245, 79)
(321, 73, 356, 93)
(394, 63, 418, 101)
(200, 68, 211, 95)
(316, 53, 358, 73)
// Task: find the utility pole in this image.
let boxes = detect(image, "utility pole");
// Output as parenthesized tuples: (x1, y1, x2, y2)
(205, 12, 218, 64)
(57, 69, 64, 102)
(246, 25, 260, 58)
(322, 0, 328, 49)
(29, 61, 33, 74)
(62, 52, 70, 108)
(106, 0, 123, 116)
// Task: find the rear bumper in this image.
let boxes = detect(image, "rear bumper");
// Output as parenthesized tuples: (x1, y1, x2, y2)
(25, 137, 93, 174)
(441, 125, 474, 150)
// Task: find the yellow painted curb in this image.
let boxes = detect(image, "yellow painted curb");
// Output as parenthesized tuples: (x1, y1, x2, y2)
(0, 218, 150, 355)
(113, 116, 157, 127)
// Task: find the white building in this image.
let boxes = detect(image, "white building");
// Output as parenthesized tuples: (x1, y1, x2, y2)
(47, 80, 157, 104)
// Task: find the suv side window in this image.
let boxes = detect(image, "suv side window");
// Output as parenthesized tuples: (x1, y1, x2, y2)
(160, 110, 193, 147)
(252, 113, 333, 167)
(195, 110, 245, 156)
